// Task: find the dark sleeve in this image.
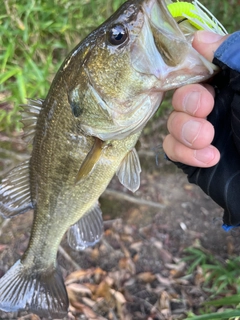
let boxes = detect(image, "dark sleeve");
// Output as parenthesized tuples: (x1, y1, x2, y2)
(172, 31, 240, 231)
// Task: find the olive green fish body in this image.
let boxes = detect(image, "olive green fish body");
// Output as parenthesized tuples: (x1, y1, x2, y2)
(27, 116, 140, 266)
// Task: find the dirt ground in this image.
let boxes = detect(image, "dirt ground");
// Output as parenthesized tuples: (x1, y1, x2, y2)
(0, 112, 239, 320)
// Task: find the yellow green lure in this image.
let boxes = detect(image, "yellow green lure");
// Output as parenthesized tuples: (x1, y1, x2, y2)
(167, 0, 227, 35)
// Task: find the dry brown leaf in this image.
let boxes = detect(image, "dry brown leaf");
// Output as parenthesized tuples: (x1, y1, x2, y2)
(82, 304, 99, 319)
(161, 308, 172, 320)
(119, 242, 131, 258)
(67, 311, 77, 320)
(120, 234, 133, 243)
(104, 229, 113, 236)
(91, 247, 100, 260)
(94, 267, 107, 283)
(65, 268, 94, 284)
(158, 248, 173, 264)
(66, 286, 76, 304)
(159, 291, 170, 310)
(82, 297, 96, 308)
(137, 271, 156, 283)
(110, 289, 126, 304)
(166, 261, 186, 278)
(104, 275, 114, 287)
(156, 274, 172, 286)
(18, 315, 41, 320)
(123, 225, 134, 235)
(118, 257, 128, 269)
(133, 253, 139, 263)
(194, 265, 205, 286)
(95, 280, 112, 299)
(118, 257, 135, 274)
(67, 283, 92, 296)
(68, 299, 85, 313)
(130, 241, 143, 252)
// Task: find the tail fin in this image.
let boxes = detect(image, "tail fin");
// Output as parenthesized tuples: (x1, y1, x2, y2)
(0, 260, 69, 318)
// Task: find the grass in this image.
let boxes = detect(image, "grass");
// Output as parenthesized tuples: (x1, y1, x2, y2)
(1, 0, 240, 132)
(183, 242, 240, 320)
(0, 0, 125, 132)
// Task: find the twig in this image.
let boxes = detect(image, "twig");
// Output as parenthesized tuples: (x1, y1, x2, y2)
(138, 149, 156, 157)
(58, 245, 81, 270)
(0, 219, 11, 238)
(18, 314, 40, 320)
(103, 189, 165, 209)
(0, 134, 25, 144)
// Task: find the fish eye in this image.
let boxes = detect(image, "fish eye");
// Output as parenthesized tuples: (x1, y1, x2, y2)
(108, 24, 128, 46)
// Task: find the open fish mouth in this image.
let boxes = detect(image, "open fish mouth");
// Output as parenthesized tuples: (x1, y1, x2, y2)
(80, 0, 220, 141)
(131, 0, 218, 88)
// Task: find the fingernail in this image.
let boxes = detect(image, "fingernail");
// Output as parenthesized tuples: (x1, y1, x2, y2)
(194, 146, 215, 164)
(183, 91, 200, 115)
(182, 120, 202, 145)
(196, 31, 223, 44)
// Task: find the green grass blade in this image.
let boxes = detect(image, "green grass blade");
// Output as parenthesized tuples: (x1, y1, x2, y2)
(0, 68, 20, 84)
(204, 295, 240, 307)
(186, 309, 240, 320)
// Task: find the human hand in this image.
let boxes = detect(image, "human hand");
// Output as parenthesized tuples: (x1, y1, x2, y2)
(163, 31, 228, 167)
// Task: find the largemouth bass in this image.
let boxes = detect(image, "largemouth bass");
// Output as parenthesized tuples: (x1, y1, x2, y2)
(0, 0, 225, 318)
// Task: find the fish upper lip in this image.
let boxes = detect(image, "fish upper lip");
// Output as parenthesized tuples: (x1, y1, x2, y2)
(142, 0, 182, 34)
(131, 0, 218, 81)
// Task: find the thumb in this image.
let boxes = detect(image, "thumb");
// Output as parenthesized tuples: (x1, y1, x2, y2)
(192, 31, 229, 61)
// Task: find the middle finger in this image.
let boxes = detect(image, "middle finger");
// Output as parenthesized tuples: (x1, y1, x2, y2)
(167, 111, 215, 149)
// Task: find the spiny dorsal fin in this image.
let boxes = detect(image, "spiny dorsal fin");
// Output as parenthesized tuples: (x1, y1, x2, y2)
(0, 160, 33, 218)
(67, 202, 103, 251)
(21, 98, 44, 143)
(116, 148, 141, 193)
(0, 260, 68, 318)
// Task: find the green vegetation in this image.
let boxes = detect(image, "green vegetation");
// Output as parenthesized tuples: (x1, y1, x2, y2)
(0, 0, 125, 132)
(1, 0, 240, 132)
(184, 243, 240, 320)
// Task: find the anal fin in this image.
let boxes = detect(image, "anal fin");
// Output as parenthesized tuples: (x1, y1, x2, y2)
(67, 202, 103, 251)
(116, 148, 141, 192)
(0, 160, 33, 218)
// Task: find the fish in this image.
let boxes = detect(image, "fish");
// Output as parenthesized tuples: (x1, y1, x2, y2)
(0, 0, 223, 318)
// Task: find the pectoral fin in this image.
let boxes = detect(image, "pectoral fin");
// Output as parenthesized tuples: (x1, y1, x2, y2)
(116, 148, 141, 193)
(0, 160, 33, 218)
(75, 137, 103, 184)
(67, 202, 103, 251)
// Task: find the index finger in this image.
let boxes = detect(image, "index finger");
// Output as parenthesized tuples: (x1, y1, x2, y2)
(193, 31, 229, 61)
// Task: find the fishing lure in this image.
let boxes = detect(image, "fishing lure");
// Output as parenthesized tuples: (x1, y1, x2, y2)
(167, 0, 227, 35)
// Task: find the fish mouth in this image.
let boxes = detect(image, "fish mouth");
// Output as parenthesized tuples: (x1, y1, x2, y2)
(131, 0, 218, 89)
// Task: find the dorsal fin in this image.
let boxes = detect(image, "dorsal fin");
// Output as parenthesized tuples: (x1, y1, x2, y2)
(21, 99, 44, 143)
(67, 202, 103, 251)
(0, 160, 33, 218)
(116, 148, 141, 193)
